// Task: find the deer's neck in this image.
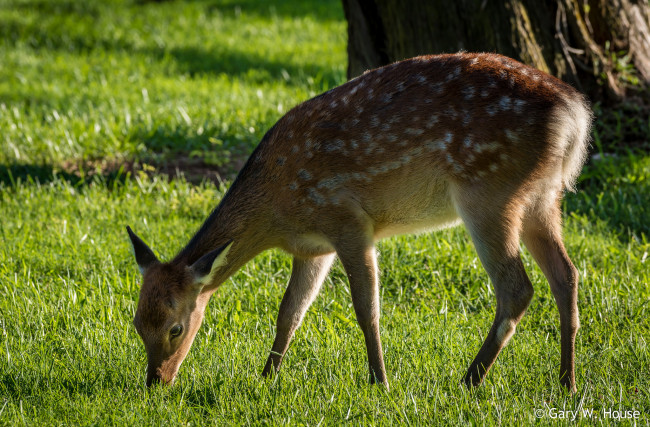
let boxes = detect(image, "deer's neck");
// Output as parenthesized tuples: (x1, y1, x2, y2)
(173, 171, 274, 289)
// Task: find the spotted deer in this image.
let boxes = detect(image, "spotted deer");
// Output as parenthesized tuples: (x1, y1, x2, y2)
(127, 52, 591, 392)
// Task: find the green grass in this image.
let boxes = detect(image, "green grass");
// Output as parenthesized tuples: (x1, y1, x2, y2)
(1, 0, 649, 425)
(0, 0, 346, 168)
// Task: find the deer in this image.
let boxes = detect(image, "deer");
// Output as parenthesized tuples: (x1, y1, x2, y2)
(127, 52, 591, 393)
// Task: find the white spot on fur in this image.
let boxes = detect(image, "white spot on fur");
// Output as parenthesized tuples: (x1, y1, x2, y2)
(291, 145, 299, 154)
(298, 169, 312, 180)
(352, 172, 369, 181)
(317, 176, 345, 190)
(462, 86, 475, 100)
(489, 163, 498, 172)
(386, 134, 397, 142)
(513, 99, 526, 114)
(307, 188, 326, 206)
(486, 104, 498, 116)
(325, 139, 345, 152)
(505, 129, 518, 142)
(463, 135, 473, 148)
(425, 132, 453, 152)
(475, 142, 501, 153)
(289, 182, 298, 190)
(462, 110, 472, 126)
(499, 96, 512, 111)
(426, 115, 439, 128)
(446, 66, 461, 81)
(405, 128, 424, 136)
(400, 153, 412, 164)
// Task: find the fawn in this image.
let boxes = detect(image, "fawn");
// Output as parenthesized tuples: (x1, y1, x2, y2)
(128, 52, 591, 392)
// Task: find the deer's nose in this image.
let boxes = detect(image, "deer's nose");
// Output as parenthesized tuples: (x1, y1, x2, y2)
(146, 371, 162, 388)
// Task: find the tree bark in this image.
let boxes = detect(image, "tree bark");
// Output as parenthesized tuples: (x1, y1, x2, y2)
(342, 0, 650, 103)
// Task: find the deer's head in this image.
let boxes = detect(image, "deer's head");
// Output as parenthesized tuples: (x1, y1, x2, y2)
(126, 226, 232, 387)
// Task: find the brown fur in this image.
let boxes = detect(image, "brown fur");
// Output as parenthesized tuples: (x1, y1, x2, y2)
(129, 52, 591, 392)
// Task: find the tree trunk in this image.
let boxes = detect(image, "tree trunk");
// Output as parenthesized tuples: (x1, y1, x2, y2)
(342, 0, 650, 104)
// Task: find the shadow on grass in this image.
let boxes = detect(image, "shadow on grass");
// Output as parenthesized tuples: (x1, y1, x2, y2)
(0, 163, 129, 188)
(0, 2, 343, 88)
(0, 0, 100, 16)
(1, 153, 647, 241)
(202, 0, 344, 22)
(162, 45, 342, 88)
(0, 154, 245, 188)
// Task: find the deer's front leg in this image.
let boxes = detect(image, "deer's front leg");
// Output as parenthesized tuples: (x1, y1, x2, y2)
(336, 241, 388, 389)
(262, 253, 335, 377)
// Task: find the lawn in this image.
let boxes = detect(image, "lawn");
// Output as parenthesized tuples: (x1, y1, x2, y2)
(1, 0, 649, 425)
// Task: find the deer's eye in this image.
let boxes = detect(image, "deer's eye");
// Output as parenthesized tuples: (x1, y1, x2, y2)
(170, 324, 183, 338)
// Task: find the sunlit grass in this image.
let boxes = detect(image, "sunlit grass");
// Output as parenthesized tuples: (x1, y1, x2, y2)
(0, 0, 346, 165)
(0, 165, 648, 424)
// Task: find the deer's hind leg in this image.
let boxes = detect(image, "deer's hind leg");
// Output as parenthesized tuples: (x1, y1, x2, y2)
(521, 192, 579, 393)
(262, 253, 335, 377)
(452, 187, 534, 388)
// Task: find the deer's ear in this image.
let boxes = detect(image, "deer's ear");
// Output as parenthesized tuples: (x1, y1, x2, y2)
(188, 240, 234, 288)
(126, 226, 160, 275)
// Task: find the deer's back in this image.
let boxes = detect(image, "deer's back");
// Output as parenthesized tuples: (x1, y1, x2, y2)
(242, 53, 589, 250)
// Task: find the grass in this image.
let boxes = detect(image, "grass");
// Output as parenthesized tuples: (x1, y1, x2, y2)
(0, 0, 649, 425)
